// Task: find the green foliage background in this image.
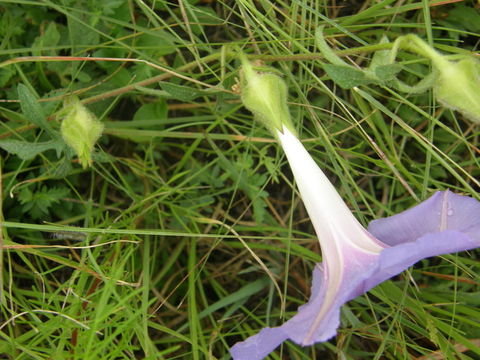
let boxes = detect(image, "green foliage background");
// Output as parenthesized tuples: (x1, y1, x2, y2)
(0, 0, 479, 359)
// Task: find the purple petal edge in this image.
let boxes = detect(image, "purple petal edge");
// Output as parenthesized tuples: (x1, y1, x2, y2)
(230, 191, 480, 360)
(230, 327, 288, 360)
(368, 190, 480, 245)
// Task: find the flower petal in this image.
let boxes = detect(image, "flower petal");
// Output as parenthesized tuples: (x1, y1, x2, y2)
(230, 327, 288, 360)
(365, 190, 480, 289)
(231, 191, 480, 360)
(230, 126, 480, 359)
(276, 252, 378, 345)
(230, 266, 328, 360)
(231, 251, 381, 359)
(368, 190, 480, 245)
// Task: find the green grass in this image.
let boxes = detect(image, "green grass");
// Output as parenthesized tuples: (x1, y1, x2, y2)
(0, 0, 479, 359)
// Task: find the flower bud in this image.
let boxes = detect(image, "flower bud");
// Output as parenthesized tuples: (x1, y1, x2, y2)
(434, 56, 480, 123)
(60, 98, 103, 168)
(240, 58, 295, 135)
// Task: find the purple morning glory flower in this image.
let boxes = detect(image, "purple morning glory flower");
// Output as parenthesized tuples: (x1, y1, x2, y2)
(230, 125, 480, 360)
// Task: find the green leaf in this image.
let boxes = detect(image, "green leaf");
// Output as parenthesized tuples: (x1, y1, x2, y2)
(17, 84, 56, 137)
(51, 156, 74, 179)
(159, 82, 207, 102)
(368, 35, 392, 69)
(0, 139, 64, 160)
(216, 153, 269, 224)
(136, 31, 176, 57)
(323, 64, 374, 89)
(315, 26, 349, 66)
(134, 85, 171, 98)
(446, 5, 480, 33)
(361, 36, 402, 84)
(186, 6, 224, 35)
(374, 64, 402, 81)
(0, 67, 15, 87)
(99, 0, 125, 15)
(133, 101, 168, 125)
(32, 22, 60, 56)
(18, 186, 70, 220)
(67, 9, 99, 50)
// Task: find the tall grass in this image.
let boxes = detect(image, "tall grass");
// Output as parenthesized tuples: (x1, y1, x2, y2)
(0, 0, 479, 359)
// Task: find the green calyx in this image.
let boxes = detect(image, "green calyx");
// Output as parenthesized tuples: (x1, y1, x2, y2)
(317, 28, 480, 123)
(240, 56, 295, 136)
(60, 98, 104, 168)
(397, 35, 480, 123)
(433, 56, 480, 124)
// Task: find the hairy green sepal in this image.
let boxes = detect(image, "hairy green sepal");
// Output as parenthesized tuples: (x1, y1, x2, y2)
(433, 57, 480, 123)
(392, 34, 480, 123)
(316, 28, 480, 123)
(60, 98, 104, 168)
(240, 57, 295, 136)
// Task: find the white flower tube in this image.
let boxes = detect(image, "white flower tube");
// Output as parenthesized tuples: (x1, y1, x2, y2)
(276, 124, 386, 342)
(231, 58, 480, 360)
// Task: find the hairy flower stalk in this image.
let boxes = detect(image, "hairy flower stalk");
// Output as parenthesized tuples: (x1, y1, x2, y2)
(315, 28, 480, 123)
(390, 34, 480, 123)
(231, 59, 480, 360)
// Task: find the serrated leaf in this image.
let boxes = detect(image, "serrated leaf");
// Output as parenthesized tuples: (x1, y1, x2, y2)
(67, 11, 99, 50)
(216, 154, 269, 224)
(323, 64, 374, 89)
(0, 139, 64, 160)
(18, 186, 70, 219)
(17, 84, 56, 137)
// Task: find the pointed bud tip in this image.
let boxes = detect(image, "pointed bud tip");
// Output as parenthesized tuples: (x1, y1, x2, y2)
(239, 58, 295, 135)
(60, 98, 104, 168)
(434, 56, 480, 123)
